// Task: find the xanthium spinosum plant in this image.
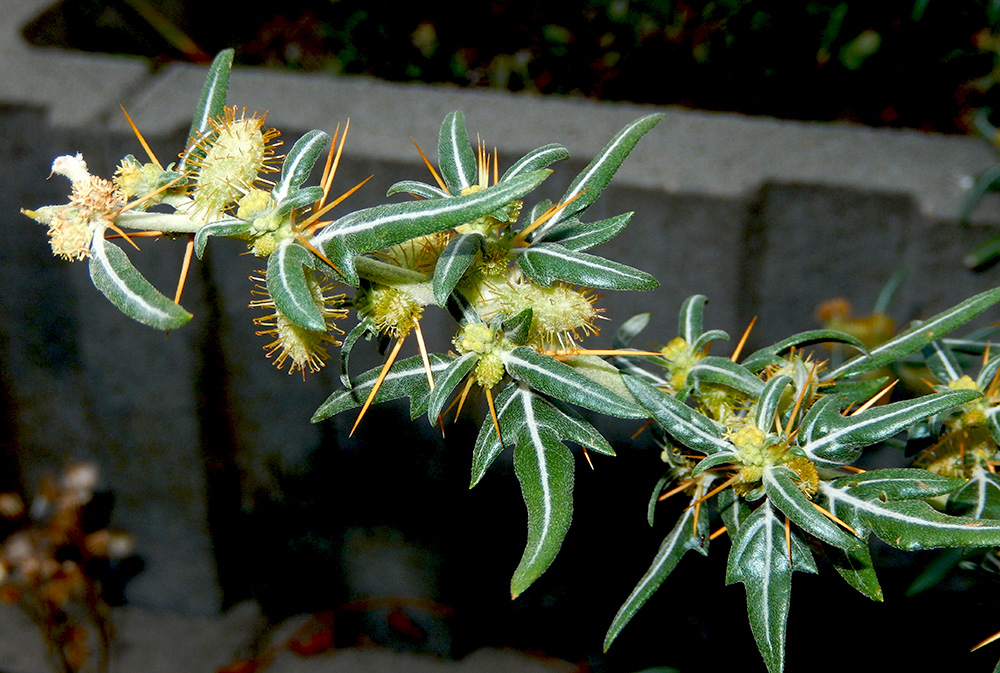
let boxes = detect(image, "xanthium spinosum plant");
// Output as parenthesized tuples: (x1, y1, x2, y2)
(21, 50, 1000, 673)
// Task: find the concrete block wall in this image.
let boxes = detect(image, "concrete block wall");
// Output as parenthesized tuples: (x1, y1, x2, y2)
(3, 0, 1000, 620)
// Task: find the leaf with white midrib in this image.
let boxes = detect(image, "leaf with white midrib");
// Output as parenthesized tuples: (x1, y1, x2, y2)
(604, 505, 708, 651)
(510, 387, 575, 598)
(179, 49, 233, 171)
(266, 241, 323, 332)
(823, 286, 1000, 381)
(533, 113, 664, 240)
(311, 354, 451, 422)
(273, 130, 330, 202)
(725, 500, 816, 673)
(689, 356, 765, 398)
(515, 243, 658, 291)
(314, 170, 550, 285)
(821, 480, 1000, 550)
(432, 232, 483, 306)
(438, 111, 476, 193)
(801, 389, 981, 467)
(88, 235, 192, 330)
(948, 466, 1000, 520)
(623, 375, 733, 455)
(503, 347, 645, 419)
(763, 466, 859, 551)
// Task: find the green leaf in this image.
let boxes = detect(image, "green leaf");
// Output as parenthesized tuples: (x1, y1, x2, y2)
(311, 353, 451, 422)
(266, 241, 323, 331)
(755, 375, 792, 432)
(501, 143, 570, 181)
(691, 451, 738, 477)
(623, 375, 733, 455)
(826, 542, 883, 601)
(432, 232, 484, 306)
(471, 384, 519, 485)
(763, 466, 860, 550)
(800, 389, 981, 467)
(88, 235, 192, 330)
(688, 356, 765, 398)
(540, 213, 633, 251)
(533, 113, 664, 240)
(314, 170, 550, 285)
(178, 49, 233, 171)
(516, 243, 658, 291)
(725, 500, 816, 673)
(741, 330, 868, 372)
(273, 130, 330, 202)
(820, 480, 1000, 550)
(502, 347, 646, 419)
(386, 180, 449, 200)
(194, 218, 252, 259)
(829, 468, 964, 502)
(949, 466, 1000, 520)
(426, 352, 478, 422)
(511, 423, 574, 598)
(678, 295, 708, 344)
(604, 505, 708, 651)
(438, 111, 477, 193)
(823, 287, 1000, 381)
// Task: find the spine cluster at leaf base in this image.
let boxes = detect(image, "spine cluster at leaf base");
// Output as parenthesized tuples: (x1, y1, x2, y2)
(21, 50, 1000, 673)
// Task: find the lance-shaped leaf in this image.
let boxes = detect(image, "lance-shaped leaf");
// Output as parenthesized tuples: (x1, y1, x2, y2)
(194, 218, 252, 259)
(502, 347, 645, 419)
(678, 294, 708, 344)
(948, 465, 1000, 520)
(314, 170, 550, 285)
(741, 330, 868, 372)
(763, 466, 860, 551)
(438, 111, 477, 193)
(501, 143, 570, 181)
(800, 389, 981, 467)
(515, 243, 658, 291)
(511, 422, 574, 598)
(311, 354, 451, 422)
(266, 241, 323, 331)
(820, 480, 1000, 550)
(471, 384, 520, 485)
(691, 451, 738, 477)
(604, 504, 709, 651)
(386, 180, 449, 200)
(533, 113, 664, 241)
(432, 232, 484, 306)
(88, 234, 192, 330)
(623, 375, 733, 455)
(829, 468, 964, 502)
(541, 212, 633, 252)
(826, 541, 883, 602)
(725, 500, 817, 673)
(178, 49, 233, 171)
(689, 356, 765, 398)
(426, 351, 479, 422)
(755, 375, 792, 432)
(823, 286, 1000, 381)
(272, 130, 330, 202)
